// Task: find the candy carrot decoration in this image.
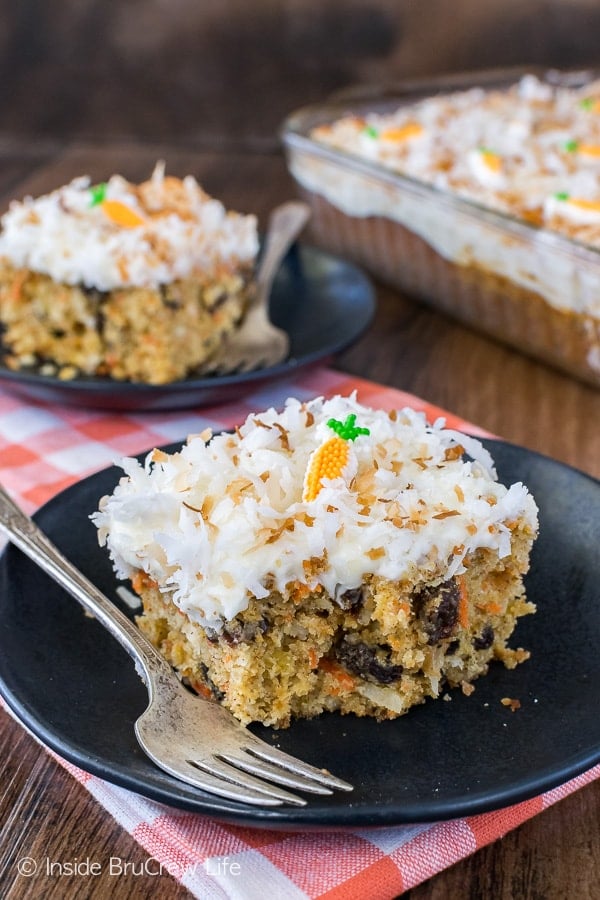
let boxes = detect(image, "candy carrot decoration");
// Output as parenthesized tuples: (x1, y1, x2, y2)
(554, 192, 600, 212)
(362, 122, 423, 142)
(380, 122, 423, 142)
(90, 183, 108, 206)
(303, 414, 370, 502)
(303, 437, 350, 502)
(478, 147, 502, 172)
(101, 200, 145, 228)
(362, 125, 379, 138)
(89, 182, 145, 228)
(580, 97, 600, 113)
(565, 139, 600, 158)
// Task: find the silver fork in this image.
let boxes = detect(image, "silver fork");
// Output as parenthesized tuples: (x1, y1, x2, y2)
(199, 200, 311, 375)
(0, 484, 353, 807)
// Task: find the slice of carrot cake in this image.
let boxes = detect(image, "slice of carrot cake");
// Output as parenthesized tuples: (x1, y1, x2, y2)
(0, 162, 258, 383)
(92, 394, 539, 727)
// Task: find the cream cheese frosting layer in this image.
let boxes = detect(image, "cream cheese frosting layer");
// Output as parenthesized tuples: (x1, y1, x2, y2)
(0, 163, 258, 291)
(92, 395, 538, 631)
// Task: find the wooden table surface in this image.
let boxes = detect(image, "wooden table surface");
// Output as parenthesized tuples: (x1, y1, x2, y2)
(0, 143, 598, 900)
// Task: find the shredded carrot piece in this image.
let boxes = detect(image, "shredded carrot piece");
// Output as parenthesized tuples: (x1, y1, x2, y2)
(318, 658, 356, 692)
(130, 572, 144, 594)
(458, 575, 469, 628)
(485, 601, 504, 615)
(102, 199, 145, 228)
(189, 679, 213, 700)
(303, 436, 350, 502)
(131, 570, 157, 594)
(308, 648, 319, 669)
(9, 270, 27, 303)
(291, 580, 311, 601)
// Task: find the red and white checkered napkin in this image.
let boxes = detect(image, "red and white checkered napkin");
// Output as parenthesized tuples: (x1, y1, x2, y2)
(1, 366, 598, 899)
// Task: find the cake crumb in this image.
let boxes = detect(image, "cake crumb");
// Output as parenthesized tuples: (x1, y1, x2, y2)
(500, 696, 521, 712)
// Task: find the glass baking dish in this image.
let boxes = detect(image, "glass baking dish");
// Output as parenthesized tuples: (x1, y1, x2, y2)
(281, 67, 600, 388)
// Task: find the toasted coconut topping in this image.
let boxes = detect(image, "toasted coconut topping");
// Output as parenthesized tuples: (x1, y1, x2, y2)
(0, 162, 258, 290)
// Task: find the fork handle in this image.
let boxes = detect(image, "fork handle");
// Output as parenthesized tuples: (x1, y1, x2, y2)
(255, 201, 310, 298)
(0, 484, 174, 688)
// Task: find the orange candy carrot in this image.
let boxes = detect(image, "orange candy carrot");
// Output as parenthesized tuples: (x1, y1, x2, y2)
(380, 122, 424, 142)
(302, 414, 370, 502)
(101, 199, 145, 228)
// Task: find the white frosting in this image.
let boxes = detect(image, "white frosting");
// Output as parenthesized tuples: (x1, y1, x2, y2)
(0, 163, 259, 290)
(92, 394, 538, 630)
(291, 75, 600, 319)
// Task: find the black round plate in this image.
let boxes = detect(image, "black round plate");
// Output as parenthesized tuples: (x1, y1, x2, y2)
(0, 439, 598, 829)
(0, 244, 375, 411)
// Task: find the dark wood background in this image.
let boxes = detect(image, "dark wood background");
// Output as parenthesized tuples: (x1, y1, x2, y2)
(0, 3, 599, 899)
(1, 0, 600, 149)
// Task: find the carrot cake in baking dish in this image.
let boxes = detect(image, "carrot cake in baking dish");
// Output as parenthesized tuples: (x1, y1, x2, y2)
(0, 163, 258, 383)
(92, 394, 539, 728)
(310, 74, 600, 245)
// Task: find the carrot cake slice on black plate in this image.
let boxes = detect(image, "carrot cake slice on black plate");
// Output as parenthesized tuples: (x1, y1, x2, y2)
(92, 394, 538, 727)
(0, 162, 258, 384)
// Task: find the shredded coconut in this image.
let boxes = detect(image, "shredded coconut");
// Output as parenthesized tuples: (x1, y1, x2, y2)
(0, 162, 258, 290)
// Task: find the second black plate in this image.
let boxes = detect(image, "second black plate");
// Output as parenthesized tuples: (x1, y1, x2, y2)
(0, 439, 598, 828)
(0, 244, 375, 411)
